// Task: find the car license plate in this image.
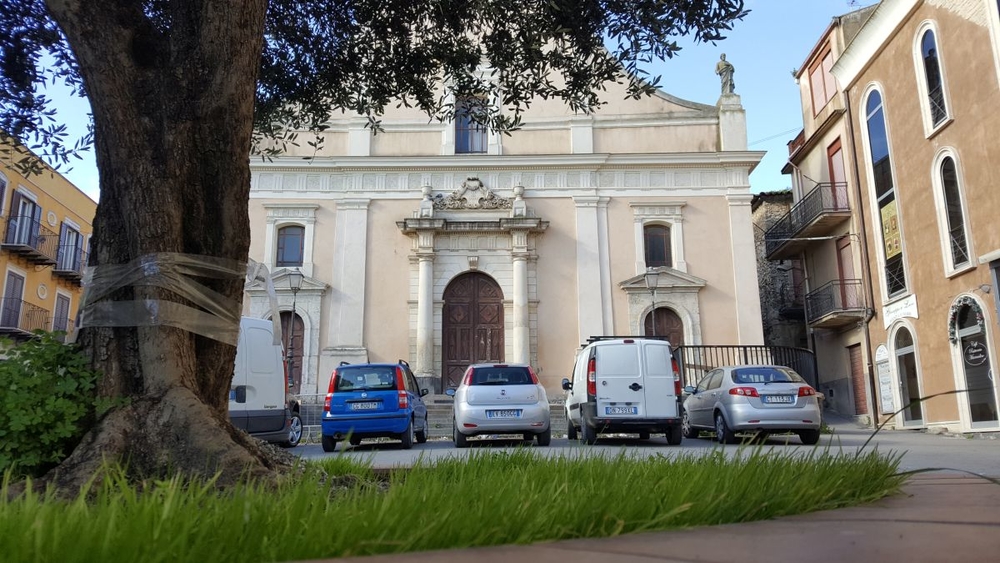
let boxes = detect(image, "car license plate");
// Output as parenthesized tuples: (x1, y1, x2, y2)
(605, 406, 638, 415)
(486, 409, 521, 419)
(762, 395, 794, 404)
(350, 402, 380, 411)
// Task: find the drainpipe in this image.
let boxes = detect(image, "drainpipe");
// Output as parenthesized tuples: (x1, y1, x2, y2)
(843, 91, 880, 426)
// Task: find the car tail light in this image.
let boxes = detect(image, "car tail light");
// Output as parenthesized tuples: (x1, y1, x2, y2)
(396, 367, 409, 408)
(463, 368, 473, 386)
(323, 369, 338, 412)
(528, 366, 540, 384)
(729, 387, 759, 397)
(671, 357, 682, 396)
(586, 357, 597, 398)
(798, 386, 817, 397)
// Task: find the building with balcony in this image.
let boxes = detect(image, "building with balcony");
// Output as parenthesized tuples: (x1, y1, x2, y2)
(1, 139, 95, 342)
(246, 71, 767, 397)
(829, 0, 1000, 433)
(762, 5, 878, 419)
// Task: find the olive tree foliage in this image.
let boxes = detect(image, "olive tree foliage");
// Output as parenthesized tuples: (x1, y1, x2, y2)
(0, 0, 745, 487)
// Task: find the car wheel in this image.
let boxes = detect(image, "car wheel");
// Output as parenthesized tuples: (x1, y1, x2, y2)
(666, 425, 683, 446)
(321, 435, 338, 453)
(715, 412, 737, 445)
(536, 427, 552, 447)
(400, 418, 415, 449)
(681, 411, 699, 439)
(349, 435, 362, 446)
(453, 420, 469, 448)
(415, 416, 428, 444)
(567, 422, 578, 441)
(581, 418, 598, 445)
(279, 413, 302, 448)
(798, 429, 821, 445)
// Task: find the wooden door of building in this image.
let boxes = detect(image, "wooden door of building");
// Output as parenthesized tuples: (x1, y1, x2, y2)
(643, 307, 684, 347)
(442, 272, 505, 388)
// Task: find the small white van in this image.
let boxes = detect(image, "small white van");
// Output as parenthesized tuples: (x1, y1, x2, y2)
(562, 337, 683, 445)
(228, 316, 301, 447)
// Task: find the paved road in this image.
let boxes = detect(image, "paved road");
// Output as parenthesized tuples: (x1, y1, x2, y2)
(292, 415, 1000, 476)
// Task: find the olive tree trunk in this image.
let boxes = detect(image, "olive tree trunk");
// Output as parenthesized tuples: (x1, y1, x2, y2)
(43, 0, 286, 490)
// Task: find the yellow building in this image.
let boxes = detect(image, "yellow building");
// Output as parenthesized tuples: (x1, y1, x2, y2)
(1, 141, 96, 341)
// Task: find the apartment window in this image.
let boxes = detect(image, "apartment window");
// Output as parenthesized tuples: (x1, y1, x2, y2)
(455, 98, 487, 154)
(53, 293, 71, 333)
(809, 48, 838, 114)
(6, 190, 40, 246)
(57, 222, 84, 272)
(864, 89, 907, 297)
(920, 29, 948, 127)
(276, 225, 304, 267)
(0, 173, 7, 215)
(643, 225, 672, 268)
(939, 156, 970, 268)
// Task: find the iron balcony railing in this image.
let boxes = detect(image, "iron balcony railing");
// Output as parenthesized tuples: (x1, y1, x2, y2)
(50, 317, 76, 341)
(764, 182, 850, 258)
(1, 214, 59, 264)
(0, 298, 50, 334)
(54, 245, 88, 281)
(805, 279, 865, 323)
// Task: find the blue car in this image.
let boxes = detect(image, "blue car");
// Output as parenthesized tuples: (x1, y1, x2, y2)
(321, 361, 429, 452)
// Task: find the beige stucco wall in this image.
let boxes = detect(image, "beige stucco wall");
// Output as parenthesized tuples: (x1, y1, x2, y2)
(846, 2, 1000, 428)
(361, 199, 414, 363)
(594, 125, 717, 154)
(371, 131, 443, 157)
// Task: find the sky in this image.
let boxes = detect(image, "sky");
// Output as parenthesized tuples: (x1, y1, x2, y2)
(43, 0, 877, 201)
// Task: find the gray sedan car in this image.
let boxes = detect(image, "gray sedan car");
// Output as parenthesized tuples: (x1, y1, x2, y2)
(682, 365, 822, 445)
(447, 363, 551, 447)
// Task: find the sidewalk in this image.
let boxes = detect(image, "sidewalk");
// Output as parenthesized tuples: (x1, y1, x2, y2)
(305, 474, 1000, 563)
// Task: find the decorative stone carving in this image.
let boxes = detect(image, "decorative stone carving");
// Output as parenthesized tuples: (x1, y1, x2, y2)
(433, 177, 512, 210)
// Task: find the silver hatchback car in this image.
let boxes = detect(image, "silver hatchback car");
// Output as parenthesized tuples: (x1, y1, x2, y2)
(447, 363, 551, 447)
(682, 365, 822, 445)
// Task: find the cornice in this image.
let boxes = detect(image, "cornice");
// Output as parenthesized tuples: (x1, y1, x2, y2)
(831, 0, 920, 88)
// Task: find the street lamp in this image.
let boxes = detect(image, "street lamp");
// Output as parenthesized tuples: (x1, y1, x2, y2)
(644, 268, 659, 336)
(286, 268, 304, 388)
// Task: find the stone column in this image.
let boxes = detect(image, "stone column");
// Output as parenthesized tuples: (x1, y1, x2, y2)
(727, 191, 765, 344)
(512, 250, 529, 364)
(321, 199, 371, 375)
(416, 253, 435, 376)
(574, 196, 613, 343)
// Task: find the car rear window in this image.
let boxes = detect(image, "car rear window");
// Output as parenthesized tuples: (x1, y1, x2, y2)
(469, 366, 533, 386)
(335, 366, 398, 391)
(731, 367, 804, 384)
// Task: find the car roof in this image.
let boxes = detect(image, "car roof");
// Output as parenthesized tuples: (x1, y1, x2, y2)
(338, 363, 405, 368)
(467, 363, 532, 368)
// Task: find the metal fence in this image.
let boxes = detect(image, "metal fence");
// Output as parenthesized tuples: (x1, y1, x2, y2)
(673, 345, 818, 390)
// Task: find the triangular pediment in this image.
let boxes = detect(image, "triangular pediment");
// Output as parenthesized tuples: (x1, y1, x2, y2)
(619, 267, 706, 292)
(246, 268, 328, 293)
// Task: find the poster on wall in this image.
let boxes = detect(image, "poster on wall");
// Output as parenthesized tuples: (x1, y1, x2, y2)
(881, 201, 901, 259)
(874, 344, 895, 415)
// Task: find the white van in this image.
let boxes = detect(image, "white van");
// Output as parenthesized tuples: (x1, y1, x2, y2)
(228, 316, 301, 447)
(562, 337, 683, 445)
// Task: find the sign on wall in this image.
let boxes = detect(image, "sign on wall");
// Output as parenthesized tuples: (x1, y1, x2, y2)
(883, 294, 918, 329)
(874, 344, 895, 415)
(881, 201, 901, 259)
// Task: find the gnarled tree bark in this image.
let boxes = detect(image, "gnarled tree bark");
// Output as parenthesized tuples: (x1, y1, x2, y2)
(43, 0, 284, 491)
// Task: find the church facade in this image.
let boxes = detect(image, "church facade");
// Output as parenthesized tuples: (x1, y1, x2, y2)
(245, 78, 765, 396)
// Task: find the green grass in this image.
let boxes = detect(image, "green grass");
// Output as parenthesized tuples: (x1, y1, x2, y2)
(1, 448, 903, 563)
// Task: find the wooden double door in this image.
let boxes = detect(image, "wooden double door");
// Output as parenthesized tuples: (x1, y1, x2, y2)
(442, 272, 505, 389)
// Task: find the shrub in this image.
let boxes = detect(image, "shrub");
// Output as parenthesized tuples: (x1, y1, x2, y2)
(0, 332, 101, 478)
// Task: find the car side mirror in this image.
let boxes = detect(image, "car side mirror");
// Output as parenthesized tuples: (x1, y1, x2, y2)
(444, 388, 456, 397)
(683, 385, 696, 395)
(419, 388, 429, 397)
(561, 377, 572, 391)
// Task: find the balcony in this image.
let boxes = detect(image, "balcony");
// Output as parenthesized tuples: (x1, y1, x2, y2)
(53, 245, 88, 283)
(805, 279, 866, 329)
(764, 182, 851, 260)
(0, 299, 50, 338)
(1, 215, 58, 265)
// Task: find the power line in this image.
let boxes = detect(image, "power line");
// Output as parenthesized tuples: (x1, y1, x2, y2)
(749, 127, 801, 147)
